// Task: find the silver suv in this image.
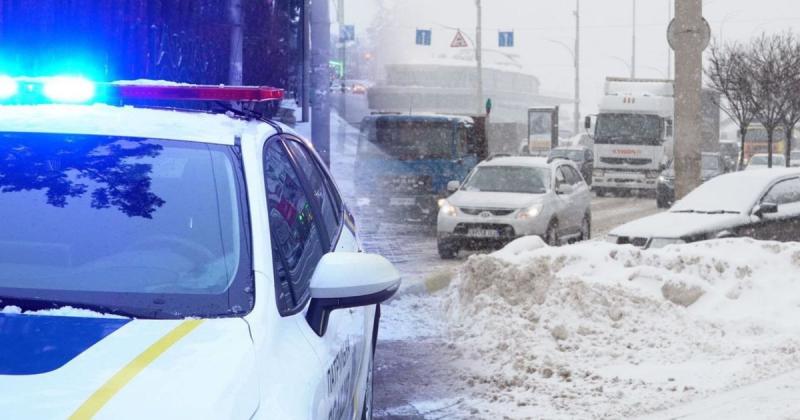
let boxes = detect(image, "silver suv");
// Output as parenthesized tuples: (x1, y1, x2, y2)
(436, 156, 592, 258)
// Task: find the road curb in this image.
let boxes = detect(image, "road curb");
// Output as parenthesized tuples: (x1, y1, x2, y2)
(392, 269, 455, 300)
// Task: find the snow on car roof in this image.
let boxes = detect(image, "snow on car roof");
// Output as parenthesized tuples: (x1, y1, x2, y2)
(672, 167, 800, 214)
(480, 156, 551, 168)
(0, 104, 258, 144)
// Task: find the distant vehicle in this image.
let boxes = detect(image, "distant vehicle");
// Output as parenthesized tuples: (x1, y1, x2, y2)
(791, 151, 800, 167)
(656, 152, 726, 208)
(352, 83, 368, 94)
(609, 168, 800, 248)
(355, 114, 488, 225)
(563, 133, 593, 149)
(436, 156, 591, 258)
(719, 140, 740, 171)
(587, 78, 720, 196)
(548, 146, 594, 185)
(742, 124, 788, 163)
(746, 153, 786, 170)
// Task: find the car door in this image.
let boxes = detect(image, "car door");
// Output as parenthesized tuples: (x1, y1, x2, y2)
(284, 136, 373, 420)
(264, 137, 370, 420)
(554, 165, 580, 235)
(745, 177, 800, 241)
(565, 165, 591, 223)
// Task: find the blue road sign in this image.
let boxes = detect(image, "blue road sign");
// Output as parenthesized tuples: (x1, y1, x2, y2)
(499, 31, 514, 47)
(340, 25, 355, 42)
(416, 29, 432, 46)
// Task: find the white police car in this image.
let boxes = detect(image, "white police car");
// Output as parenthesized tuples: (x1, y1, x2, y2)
(0, 77, 399, 419)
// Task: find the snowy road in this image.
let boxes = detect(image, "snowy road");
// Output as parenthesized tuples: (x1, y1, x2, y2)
(316, 111, 667, 419)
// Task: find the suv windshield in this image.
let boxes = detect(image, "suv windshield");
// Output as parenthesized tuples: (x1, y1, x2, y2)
(462, 166, 549, 194)
(594, 113, 663, 145)
(0, 133, 251, 319)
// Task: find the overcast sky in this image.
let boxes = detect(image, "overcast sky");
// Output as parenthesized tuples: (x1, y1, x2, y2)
(342, 0, 800, 115)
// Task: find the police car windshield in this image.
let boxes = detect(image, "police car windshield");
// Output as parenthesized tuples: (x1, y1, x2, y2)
(0, 133, 251, 318)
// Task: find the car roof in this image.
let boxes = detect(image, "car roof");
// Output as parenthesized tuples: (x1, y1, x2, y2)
(0, 104, 269, 145)
(479, 155, 564, 169)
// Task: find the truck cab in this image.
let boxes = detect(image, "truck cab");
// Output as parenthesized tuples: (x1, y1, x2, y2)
(589, 78, 674, 195)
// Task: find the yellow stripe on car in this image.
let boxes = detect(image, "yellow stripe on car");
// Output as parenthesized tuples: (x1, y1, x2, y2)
(69, 319, 204, 420)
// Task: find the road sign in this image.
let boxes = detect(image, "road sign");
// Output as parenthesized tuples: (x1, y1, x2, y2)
(499, 31, 514, 47)
(667, 17, 711, 51)
(340, 25, 355, 42)
(451, 30, 469, 48)
(416, 29, 432, 46)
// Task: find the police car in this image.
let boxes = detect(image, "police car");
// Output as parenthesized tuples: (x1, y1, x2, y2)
(0, 76, 399, 419)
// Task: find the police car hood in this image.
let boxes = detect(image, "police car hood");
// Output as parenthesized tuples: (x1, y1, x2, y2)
(0, 314, 258, 419)
(448, 190, 545, 210)
(610, 211, 750, 239)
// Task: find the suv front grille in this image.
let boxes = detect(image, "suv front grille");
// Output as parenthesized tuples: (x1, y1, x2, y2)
(460, 208, 515, 216)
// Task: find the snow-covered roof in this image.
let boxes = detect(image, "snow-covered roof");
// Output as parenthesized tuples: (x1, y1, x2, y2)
(672, 168, 800, 214)
(0, 104, 256, 145)
(480, 156, 550, 168)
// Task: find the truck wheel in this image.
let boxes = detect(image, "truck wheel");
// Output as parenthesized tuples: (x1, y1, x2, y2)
(437, 238, 459, 259)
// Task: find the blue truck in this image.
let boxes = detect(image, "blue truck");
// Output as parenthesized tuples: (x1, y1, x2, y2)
(354, 114, 488, 226)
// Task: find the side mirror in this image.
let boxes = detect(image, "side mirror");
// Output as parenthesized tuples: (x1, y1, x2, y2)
(556, 183, 574, 195)
(584, 116, 592, 130)
(306, 253, 401, 337)
(447, 180, 461, 193)
(754, 202, 779, 218)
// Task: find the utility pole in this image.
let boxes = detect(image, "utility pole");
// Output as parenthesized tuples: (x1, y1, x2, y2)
(573, 0, 581, 135)
(476, 0, 484, 115)
(311, 0, 331, 165)
(667, 0, 673, 79)
(228, 0, 243, 85)
(301, 0, 310, 122)
(631, 0, 636, 78)
(672, 0, 705, 198)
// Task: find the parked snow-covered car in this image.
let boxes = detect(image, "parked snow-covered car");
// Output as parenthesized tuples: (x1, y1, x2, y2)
(0, 78, 398, 420)
(436, 156, 591, 258)
(609, 168, 800, 248)
(746, 153, 786, 170)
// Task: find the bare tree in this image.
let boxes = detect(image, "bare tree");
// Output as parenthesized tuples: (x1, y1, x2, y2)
(745, 34, 795, 168)
(706, 42, 756, 169)
(778, 33, 800, 167)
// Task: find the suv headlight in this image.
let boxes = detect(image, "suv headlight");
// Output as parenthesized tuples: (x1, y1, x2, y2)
(517, 203, 542, 220)
(438, 199, 457, 217)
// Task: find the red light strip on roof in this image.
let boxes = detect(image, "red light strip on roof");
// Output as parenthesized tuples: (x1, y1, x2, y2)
(106, 83, 284, 102)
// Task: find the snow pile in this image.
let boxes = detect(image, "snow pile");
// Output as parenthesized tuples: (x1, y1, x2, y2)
(443, 238, 800, 419)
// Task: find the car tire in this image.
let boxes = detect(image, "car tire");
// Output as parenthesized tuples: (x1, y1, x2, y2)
(437, 238, 459, 259)
(594, 187, 606, 197)
(656, 198, 667, 209)
(545, 220, 559, 246)
(580, 214, 591, 241)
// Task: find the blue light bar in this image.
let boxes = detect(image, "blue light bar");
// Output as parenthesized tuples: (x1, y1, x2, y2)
(0, 75, 18, 100)
(41, 76, 96, 103)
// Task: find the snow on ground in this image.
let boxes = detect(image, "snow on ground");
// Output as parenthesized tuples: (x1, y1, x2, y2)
(430, 237, 800, 419)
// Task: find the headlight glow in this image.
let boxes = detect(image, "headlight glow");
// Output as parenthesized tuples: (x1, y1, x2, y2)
(517, 204, 542, 220)
(438, 199, 457, 217)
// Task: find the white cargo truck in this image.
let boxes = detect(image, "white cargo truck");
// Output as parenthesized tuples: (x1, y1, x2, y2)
(587, 77, 719, 195)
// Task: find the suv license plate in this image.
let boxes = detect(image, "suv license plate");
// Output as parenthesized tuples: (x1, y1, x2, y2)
(468, 229, 500, 238)
(389, 197, 416, 206)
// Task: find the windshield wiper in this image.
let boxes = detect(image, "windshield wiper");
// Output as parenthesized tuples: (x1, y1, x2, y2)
(704, 210, 739, 215)
(671, 209, 696, 213)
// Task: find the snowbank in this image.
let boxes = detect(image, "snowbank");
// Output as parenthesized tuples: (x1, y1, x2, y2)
(443, 237, 800, 418)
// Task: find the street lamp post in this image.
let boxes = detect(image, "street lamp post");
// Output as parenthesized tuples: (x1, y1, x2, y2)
(546, 36, 580, 135)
